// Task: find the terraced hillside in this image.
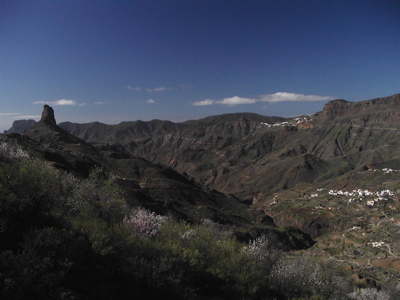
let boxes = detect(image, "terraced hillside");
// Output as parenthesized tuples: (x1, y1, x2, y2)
(50, 94, 400, 201)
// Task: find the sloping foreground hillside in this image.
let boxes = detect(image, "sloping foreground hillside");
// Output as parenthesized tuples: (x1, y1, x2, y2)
(0, 124, 397, 299)
(0, 107, 358, 299)
(2, 139, 287, 299)
(1, 123, 398, 299)
(4, 105, 313, 249)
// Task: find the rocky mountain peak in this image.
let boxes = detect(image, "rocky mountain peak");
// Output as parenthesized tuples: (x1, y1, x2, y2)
(27, 105, 88, 146)
(40, 105, 56, 125)
(317, 93, 400, 126)
(3, 119, 37, 134)
(320, 99, 352, 118)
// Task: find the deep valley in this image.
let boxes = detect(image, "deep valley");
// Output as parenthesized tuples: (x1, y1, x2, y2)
(2, 93, 400, 299)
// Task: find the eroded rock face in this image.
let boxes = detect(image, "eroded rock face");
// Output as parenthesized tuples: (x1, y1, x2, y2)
(4, 105, 56, 133)
(40, 105, 56, 125)
(3, 119, 37, 134)
(320, 99, 351, 119)
(317, 93, 400, 126)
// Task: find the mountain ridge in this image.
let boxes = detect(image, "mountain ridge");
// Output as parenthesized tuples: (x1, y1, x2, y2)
(6, 93, 400, 135)
(4, 94, 400, 200)
(1, 105, 316, 249)
(57, 93, 400, 198)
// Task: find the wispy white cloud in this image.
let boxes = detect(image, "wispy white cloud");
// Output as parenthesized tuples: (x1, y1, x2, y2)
(0, 113, 21, 116)
(33, 101, 45, 105)
(146, 86, 171, 93)
(192, 99, 215, 106)
(15, 115, 40, 119)
(126, 85, 141, 91)
(140, 99, 156, 104)
(127, 85, 172, 93)
(193, 92, 335, 106)
(94, 101, 109, 105)
(33, 99, 85, 106)
(0, 113, 39, 121)
(219, 96, 257, 105)
(259, 92, 335, 103)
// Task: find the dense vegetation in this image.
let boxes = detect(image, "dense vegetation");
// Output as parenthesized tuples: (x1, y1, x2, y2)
(0, 142, 396, 299)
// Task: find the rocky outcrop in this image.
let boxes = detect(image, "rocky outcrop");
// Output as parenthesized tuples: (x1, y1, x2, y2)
(4, 105, 57, 134)
(27, 105, 93, 147)
(316, 93, 400, 127)
(319, 99, 352, 119)
(3, 119, 36, 134)
(40, 104, 57, 125)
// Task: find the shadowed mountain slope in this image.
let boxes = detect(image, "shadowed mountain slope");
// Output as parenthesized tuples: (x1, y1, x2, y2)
(5, 94, 400, 200)
(50, 94, 400, 201)
(1, 105, 315, 249)
(3, 119, 36, 134)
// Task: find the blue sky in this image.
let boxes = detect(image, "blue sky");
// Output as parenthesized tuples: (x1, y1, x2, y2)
(1, 0, 399, 131)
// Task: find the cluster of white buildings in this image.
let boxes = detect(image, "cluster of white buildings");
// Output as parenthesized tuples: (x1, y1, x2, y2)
(369, 168, 400, 174)
(309, 181, 397, 208)
(328, 188, 394, 198)
(326, 188, 395, 205)
(371, 241, 385, 247)
(261, 116, 313, 128)
(269, 169, 399, 210)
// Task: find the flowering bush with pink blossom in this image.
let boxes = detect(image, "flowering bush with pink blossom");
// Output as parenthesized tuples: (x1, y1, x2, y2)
(122, 208, 167, 237)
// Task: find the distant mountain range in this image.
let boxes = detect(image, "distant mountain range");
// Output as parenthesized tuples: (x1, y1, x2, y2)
(6, 93, 400, 201)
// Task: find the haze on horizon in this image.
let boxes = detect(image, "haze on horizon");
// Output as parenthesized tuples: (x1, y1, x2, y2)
(1, 0, 399, 132)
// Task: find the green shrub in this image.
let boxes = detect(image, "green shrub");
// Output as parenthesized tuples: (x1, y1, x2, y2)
(71, 167, 128, 225)
(0, 227, 94, 299)
(153, 219, 274, 299)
